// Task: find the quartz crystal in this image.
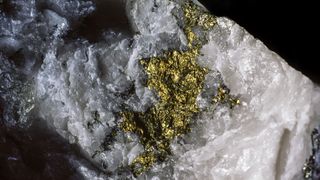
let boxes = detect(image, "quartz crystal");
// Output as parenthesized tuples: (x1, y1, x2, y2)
(1, 0, 319, 179)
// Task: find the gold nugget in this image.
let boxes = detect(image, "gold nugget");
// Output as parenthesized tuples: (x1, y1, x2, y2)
(120, 1, 238, 176)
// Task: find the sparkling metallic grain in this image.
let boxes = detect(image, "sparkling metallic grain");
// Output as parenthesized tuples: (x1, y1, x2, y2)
(213, 85, 240, 108)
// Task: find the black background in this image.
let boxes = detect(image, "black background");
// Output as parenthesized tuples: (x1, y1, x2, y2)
(199, 0, 319, 84)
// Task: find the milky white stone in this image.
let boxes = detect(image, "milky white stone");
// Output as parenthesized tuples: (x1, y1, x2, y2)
(35, 0, 188, 176)
(170, 17, 320, 180)
(31, 0, 320, 179)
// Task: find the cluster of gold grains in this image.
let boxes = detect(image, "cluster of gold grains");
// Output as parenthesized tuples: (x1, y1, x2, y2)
(184, 2, 216, 30)
(120, 1, 238, 176)
(183, 2, 217, 47)
(121, 48, 208, 176)
(213, 85, 241, 108)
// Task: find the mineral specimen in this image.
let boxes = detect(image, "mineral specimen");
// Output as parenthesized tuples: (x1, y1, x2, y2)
(1, 0, 319, 179)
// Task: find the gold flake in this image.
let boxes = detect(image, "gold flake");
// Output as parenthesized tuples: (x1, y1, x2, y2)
(213, 85, 240, 108)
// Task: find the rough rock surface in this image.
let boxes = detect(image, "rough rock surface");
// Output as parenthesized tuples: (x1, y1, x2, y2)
(172, 17, 320, 180)
(1, 0, 319, 179)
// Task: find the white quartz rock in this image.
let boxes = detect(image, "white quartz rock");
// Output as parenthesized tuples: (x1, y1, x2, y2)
(35, 0, 186, 174)
(171, 17, 320, 180)
(33, 0, 320, 179)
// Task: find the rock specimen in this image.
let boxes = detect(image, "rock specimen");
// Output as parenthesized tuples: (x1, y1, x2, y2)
(1, 0, 319, 179)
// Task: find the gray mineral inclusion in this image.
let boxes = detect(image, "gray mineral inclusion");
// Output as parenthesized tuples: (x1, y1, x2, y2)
(1, 0, 319, 179)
